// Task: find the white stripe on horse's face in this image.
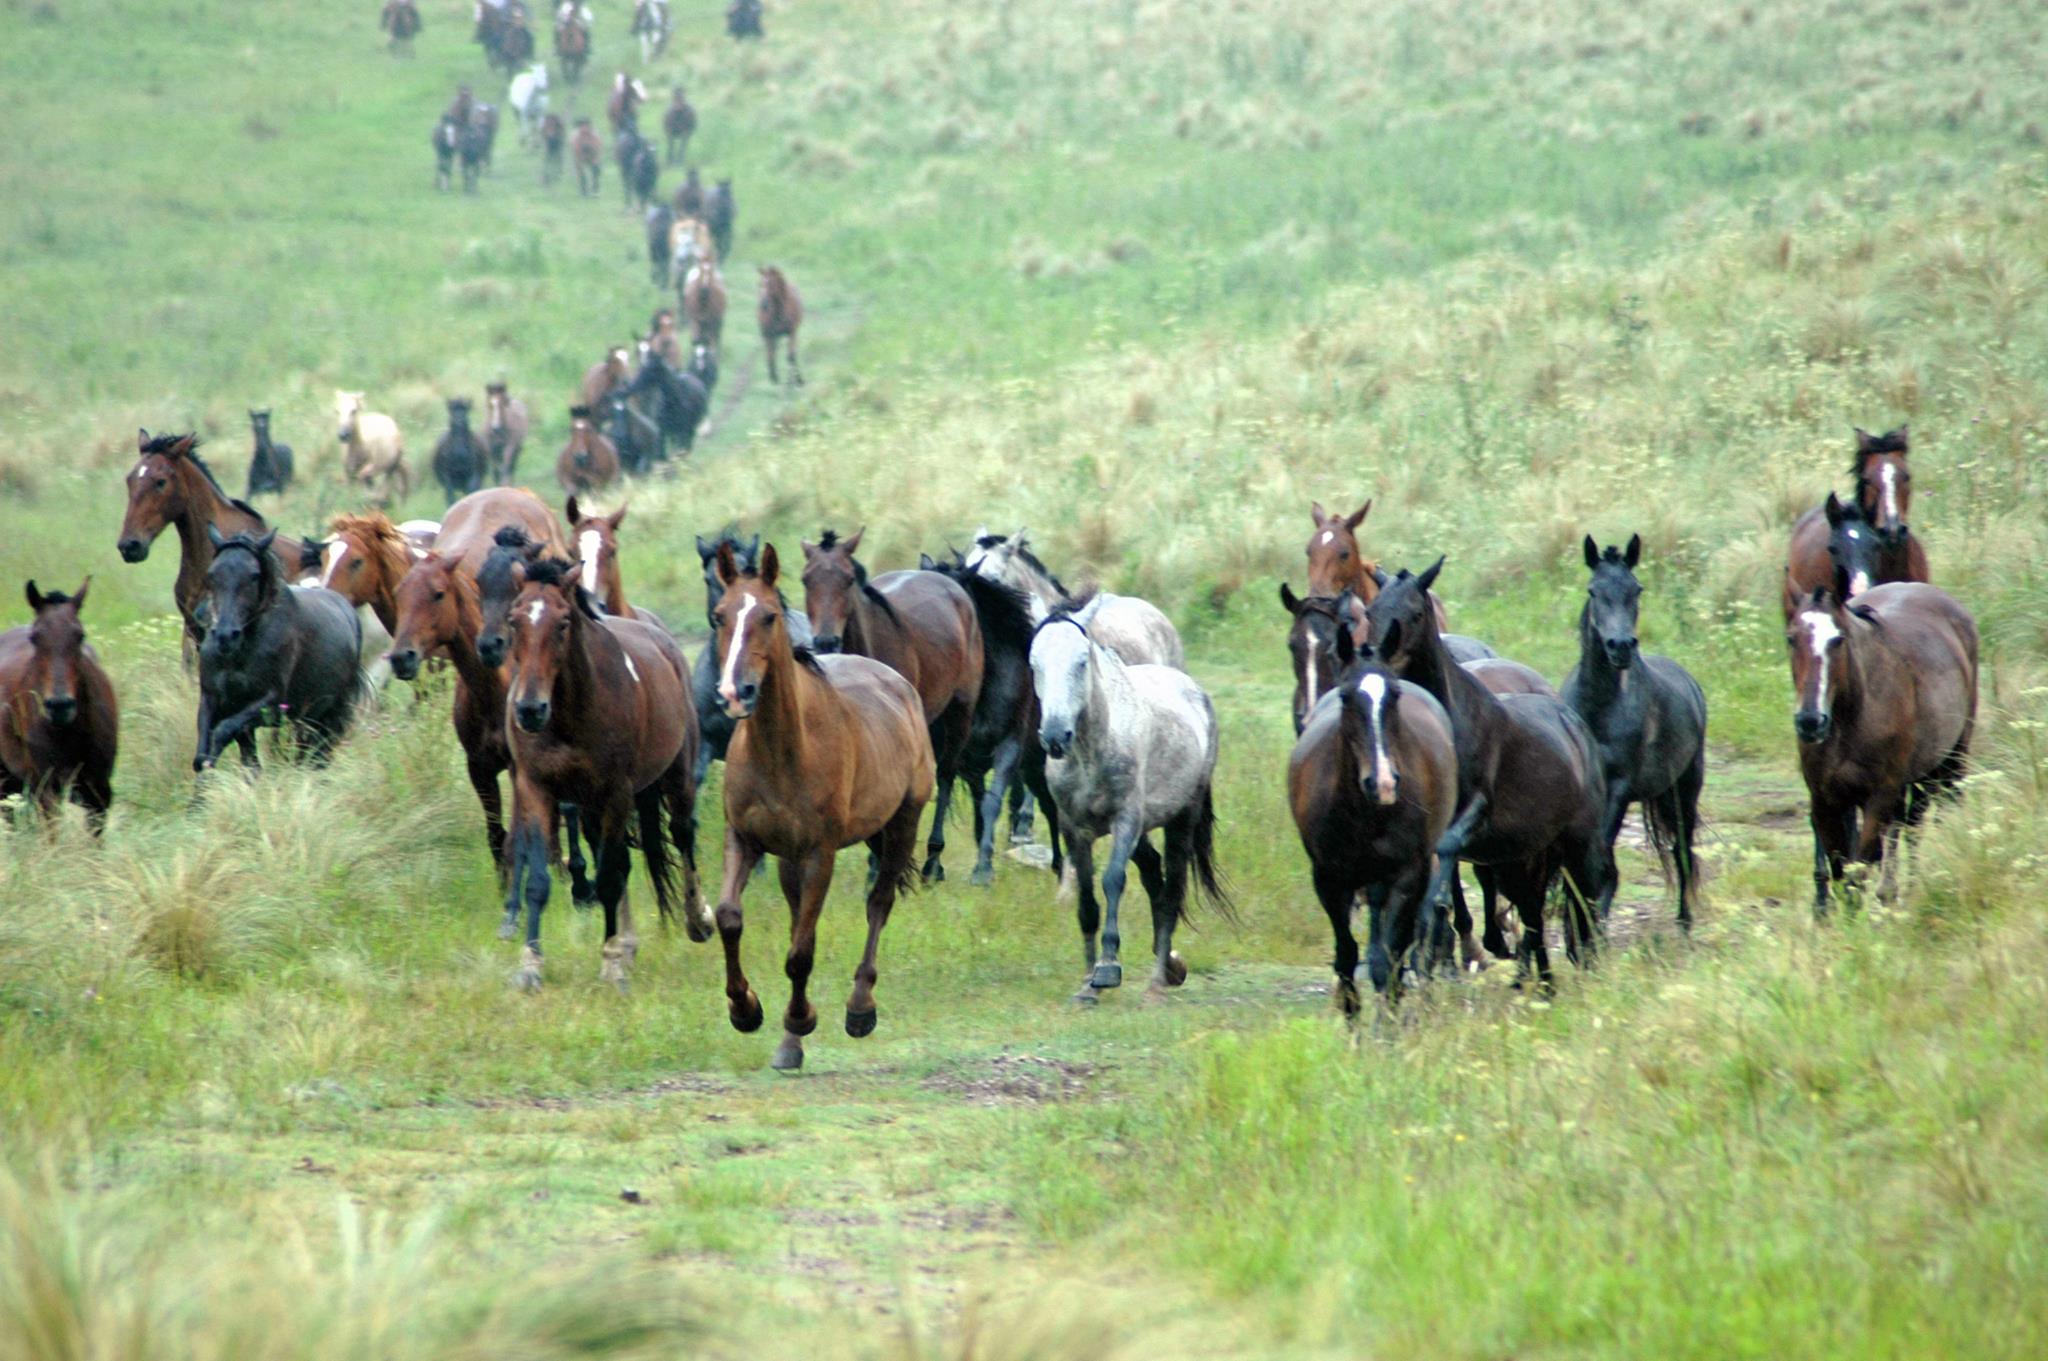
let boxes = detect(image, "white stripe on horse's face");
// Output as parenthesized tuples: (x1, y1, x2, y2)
(1849, 570, 1871, 597)
(718, 593, 757, 702)
(1800, 610, 1841, 717)
(1320, 531, 1334, 545)
(1359, 673, 1396, 805)
(321, 541, 349, 589)
(578, 529, 602, 595)
(1880, 463, 1899, 523)
(527, 599, 545, 626)
(132, 460, 148, 481)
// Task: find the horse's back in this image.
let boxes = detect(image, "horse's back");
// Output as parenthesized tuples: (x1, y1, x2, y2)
(1865, 582, 1978, 764)
(1093, 593, 1184, 669)
(287, 587, 367, 718)
(1125, 662, 1220, 790)
(1463, 657, 1555, 698)
(874, 570, 983, 708)
(815, 652, 936, 796)
(1443, 633, 1496, 664)
(437, 487, 567, 571)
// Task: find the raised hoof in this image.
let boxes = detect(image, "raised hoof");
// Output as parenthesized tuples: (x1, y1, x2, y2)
(770, 1034, 805, 1071)
(1162, 951, 1188, 987)
(729, 991, 765, 1033)
(685, 917, 714, 944)
(1089, 961, 1122, 990)
(1072, 984, 1102, 1006)
(969, 864, 994, 888)
(845, 1006, 877, 1038)
(1481, 933, 1515, 961)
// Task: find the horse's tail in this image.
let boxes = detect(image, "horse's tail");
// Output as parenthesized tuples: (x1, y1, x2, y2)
(635, 786, 678, 925)
(1186, 781, 1237, 925)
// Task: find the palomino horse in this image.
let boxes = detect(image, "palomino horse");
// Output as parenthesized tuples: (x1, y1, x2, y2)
(432, 397, 490, 505)
(566, 497, 664, 628)
(485, 382, 529, 482)
(1031, 595, 1232, 1002)
(1789, 581, 1976, 914)
(581, 346, 632, 408)
(245, 409, 293, 498)
(758, 266, 804, 385)
(0, 580, 117, 829)
(195, 531, 361, 772)
(663, 89, 696, 164)
(1289, 661, 1457, 1012)
(560, 405, 621, 493)
(335, 391, 410, 500)
(964, 530, 1183, 666)
(1305, 499, 1448, 628)
(1783, 426, 1929, 616)
(682, 260, 727, 352)
(118, 431, 306, 653)
(708, 541, 935, 1071)
(572, 117, 603, 196)
(691, 530, 814, 790)
(381, 0, 421, 55)
(801, 529, 983, 882)
(502, 559, 707, 989)
(670, 215, 714, 280)
(1563, 537, 1709, 928)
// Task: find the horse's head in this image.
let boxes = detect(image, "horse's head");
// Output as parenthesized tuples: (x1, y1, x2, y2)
(387, 552, 472, 681)
(119, 430, 203, 562)
(799, 527, 867, 652)
(698, 528, 759, 623)
(1280, 583, 1362, 736)
(334, 390, 364, 441)
(1788, 586, 1851, 745)
(312, 513, 404, 607)
(1580, 534, 1644, 671)
(23, 578, 91, 726)
(1362, 556, 1445, 677)
(567, 496, 627, 605)
(505, 558, 594, 733)
(1853, 425, 1912, 549)
(1338, 664, 1409, 807)
(200, 528, 280, 661)
(711, 540, 788, 718)
(1823, 492, 1883, 601)
(1305, 499, 1372, 598)
(249, 409, 272, 439)
(1029, 597, 1103, 760)
(476, 525, 543, 668)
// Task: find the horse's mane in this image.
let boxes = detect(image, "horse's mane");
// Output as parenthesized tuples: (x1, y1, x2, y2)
(788, 645, 826, 675)
(927, 557, 1034, 655)
(493, 524, 534, 549)
(1596, 544, 1633, 568)
(329, 512, 411, 579)
(1035, 587, 1101, 639)
(977, 533, 1070, 599)
(34, 589, 75, 607)
(522, 557, 576, 587)
(1852, 427, 1911, 472)
(817, 529, 901, 626)
(145, 432, 244, 508)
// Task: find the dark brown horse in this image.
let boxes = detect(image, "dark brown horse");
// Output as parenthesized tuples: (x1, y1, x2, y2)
(540, 112, 565, 185)
(571, 117, 603, 196)
(663, 88, 696, 164)
(802, 528, 982, 881)
(758, 266, 804, 385)
(502, 559, 706, 989)
(1789, 581, 1976, 914)
(709, 541, 935, 1070)
(0, 580, 117, 828)
(380, 0, 421, 53)
(682, 260, 726, 352)
(485, 382, 530, 482)
(1783, 426, 1929, 616)
(553, 11, 589, 83)
(118, 431, 305, 654)
(558, 407, 620, 495)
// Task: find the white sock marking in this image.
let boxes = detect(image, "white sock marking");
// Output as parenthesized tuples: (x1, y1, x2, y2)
(578, 529, 602, 595)
(719, 594, 757, 699)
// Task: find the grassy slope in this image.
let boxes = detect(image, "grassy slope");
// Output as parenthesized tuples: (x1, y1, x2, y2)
(3, 1, 2047, 1357)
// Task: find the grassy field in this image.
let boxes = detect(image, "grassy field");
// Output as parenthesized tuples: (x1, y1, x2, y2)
(3, 0, 2047, 1356)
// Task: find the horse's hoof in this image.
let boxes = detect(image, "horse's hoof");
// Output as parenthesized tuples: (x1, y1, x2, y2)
(514, 965, 542, 993)
(770, 1034, 804, 1071)
(1010, 823, 1035, 845)
(969, 865, 993, 888)
(1089, 961, 1122, 990)
(685, 916, 714, 944)
(497, 917, 518, 942)
(1163, 951, 1188, 987)
(922, 860, 945, 884)
(572, 890, 598, 909)
(1481, 934, 1514, 961)
(1072, 985, 1101, 1006)
(845, 1006, 877, 1039)
(729, 991, 764, 1033)
(1141, 984, 1170, 1006)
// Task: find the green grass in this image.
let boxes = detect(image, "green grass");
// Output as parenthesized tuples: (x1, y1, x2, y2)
(3, 0, 2048, 1356)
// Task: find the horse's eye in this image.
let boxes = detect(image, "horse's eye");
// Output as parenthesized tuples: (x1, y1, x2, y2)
(154, 478, 168, 490)
(760, 612, 777, 626)
(432, 590, 446, 602)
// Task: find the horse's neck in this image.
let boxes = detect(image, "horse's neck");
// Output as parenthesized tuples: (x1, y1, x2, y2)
(1573, 609, 1625, 709)
(170, 480, 255, 613)
(1015, 570, 1062, 622)
(748, 647, 823, 772)
(846, 588, 896, 656)
(1074, 642, 1132, 755)
(603, 572, 629, 618)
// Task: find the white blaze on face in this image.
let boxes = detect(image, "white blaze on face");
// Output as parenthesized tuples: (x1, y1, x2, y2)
(1359, 673, 1397, 805)
(132, 460, 149, 481)
(1801, 610, 1841, 716)
(527, 599, 545, 626)
(320, 541, 349, 589)
(1842, 528, 1870, 597)
(578, 529, 603, 595)
(1320, 531, 1334, 546)
(1880, 463, 1899, 524)
(718, 594, 757, 701)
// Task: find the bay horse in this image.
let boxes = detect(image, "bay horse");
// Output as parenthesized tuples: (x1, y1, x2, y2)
(1789, 581, 1976, 914)
(335, 391, 410, 500)
(802, 528, 983, 882)
(502, 558, 707, 988)
(553, 11, 589, 84)
(1031, 595, 1232, 1002)
(1278, 584, 1494, 736)
(663, 89, 696, 164)
(646, 308, 685, 370)
(300, 511, 415, 635)
(691, 530, 813, 790)
(965, 529, 1183, 665)
(245, 409, 293, 498)
(540, 112, 565, 185)
(118, 431, 306, 654)
(381, 0, 421, 55)
(432, 397, 489, 505)
(195, 531, 361, 772)
(1783, 426, 1929, 616)
(757, 266, 804, 386)
(705, 180, 735, 262)
(681, 260, 726, 351)
(0, 580, 117, 829)
(571, 117, 603, 196)
(708, 541, 934, 1070)
(566, 496, 664, 628)
(559, 406, 620, 494)
(485, 382, 529, 482)
(1305, 499, 1448, 628)
(1562, 537, 1708, 929)
(580, 345, 631, 409)
(1289, 662, 1457, 1012)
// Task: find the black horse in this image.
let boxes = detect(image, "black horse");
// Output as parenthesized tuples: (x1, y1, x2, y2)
(645, 202, 675, 287)
(726, 0, 763, 40)
(194, 531, 361, 772)
(431, 397, 489, 505)
(245, 409, 293, 498)
(1561, 536, 1708, 929)
(459, 116, 491, 193)
(704, 178, 736, 261)
(618, 352, 707, 465)
(616, 128, 657, 210)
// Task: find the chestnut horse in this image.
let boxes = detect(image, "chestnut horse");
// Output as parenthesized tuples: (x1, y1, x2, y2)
(709, 541, 935, 1071)
(1789, 581, 1976, 914)
(502, 560, 707, 989)
(758, 265, 804, 385)
(571, 117, 603, 196)
(1783, 426, 1929, 616)
(118, 431, 306, 653)
(300, 511, 415, 634)
(558, 406, 620, 494)
(485, 382, 529, 482)
(0, 580, 117, 828)
(1305, 499, 1448, 628)
(802, 528, 982, 882)
(566, 497, 663, 628)
(682, 260, 726, 352)
(580, 346, 631, 408)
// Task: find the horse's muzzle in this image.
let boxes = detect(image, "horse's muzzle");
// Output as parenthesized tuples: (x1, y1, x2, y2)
(515, 699, 551, 732)
(1040, 725, 1073, 761)
(477, 635, 508, 669)
(1794, 710, 1832, 744)
(387, 648, 422, 682)
(810, 634, 841, 654)
(205, 626, 244, 657)
(720, 681, 758, 719)
(118, 538, 149, 563)
(1603, 638, 1638, 670)
(42, 696, 77, 727)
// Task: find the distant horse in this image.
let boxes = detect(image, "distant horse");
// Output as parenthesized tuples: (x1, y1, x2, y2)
(432, 397, 490, 505)
(433, 115, 461, 190)
(1789, 581, 1976, 914)
(245, 408, 293, 498)
(704, 179, 735, 261)
(559, 405, 621, 494)
(194, 531, 361, 771)
(1816, 493, 1930, 610)
(631, 0, 670, 63)
(607, 390, 660, 478)
(691, 531, 814, 789)
(1290, 661, 1456, 1012)
(475, 2, 534, 74)
(757, 266, 804, 385)
(119, 431, 306, 653)
(707, 540, 934, 1070)
(663, 89, 696, 164)
(619, 349, 708, 461)
(507, 63, 549, 147)
(566, 497, 663, 628)
(1783, 425, 1929, 616)
(300, 511, 415, 635)
(964, 529, 1183, 664)
(616, 128, 658, 209)
(0, 580, 117, 829)
(688, 342, 719, 401)
(727, 0, 763, 40)
(485, 382, 529, 481)
(1562, 536, 1708, 929)
(381, 0, 421, 55)
(670, 215, 714, 281)
(335, 391, 411, 500)
(645, 203, 676, 286)
(607, 71, 647, 133)
(553, 11, 589, 84)
(682, 260, 727, 351)
(673, 167, 703, 218)
(539, 113, 565, 184)
(571, 117, 603, 196)
(646, 308, 685, 369)
(802, 528, 984, 881)
(474, 104, 501, 174)
(1305, 498, 1448, 628)
(1031, 595, 1232, 1001)
(581, 345, 631, 408)
(501, 558, 706, 989)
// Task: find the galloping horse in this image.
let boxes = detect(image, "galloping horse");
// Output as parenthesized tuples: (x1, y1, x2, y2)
(965, 530, 1183, 665)
(663, 89, 696, 164)
(424, 485, 568, 583)
(618, 349, 708, 462)
(631, 0, 670, 63)
(552, 9, 589, 83)
(335, 391, 410, 500)
(581, 346, 632, 409)
(300, 511, 415, 635)
(245, 409, 293, 499)
(540, 112, 566, 185)
(566, 497, 663, 627)
(0, 580, 117, 829)
(705, 179, 736, 261)
(757, 266, 804, 386)
(507, 63, 549, 148)
(681, 259, 726, 351)
(802, 528, 983, 882)
(571, 117, 603, 196)
(1783, 426, 1929, 616)
(690, 530, 813, 789)
(607, 71, 648, 133)
(485, 381, 529, 482)
(1789, 581, 1976, 914)
(707, 541, 935, 1071)
(431, 397, 489, 505)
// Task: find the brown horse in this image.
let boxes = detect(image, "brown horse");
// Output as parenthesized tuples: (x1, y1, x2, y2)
(485, 382, 530, 482)
(709, 541, 934, 1070)
(565, 497, 662, 628)
(646, 309, 684, 370)
(558, 406, 620, 495)
(1789, 581, 1976, 914)
(540, 112, 565, 185)
(427, 485, 568, 580)
(571, 117, 603, 196)
(663, 88, 696, 164)
(802, 528, 982, 881)
(580, 346, 631, 408)
(1305, 499, 1447, 628)
(758, 265, 804, 385)
(301, 511, 414, 635)
(1783, 426, 1930, 616)
(503, 560, 706, 989)
(682, 260, 727, 352)
(0, 580, 117, 829)
(118, 431, 305, 652)
(553, 12, 589, 84)
(380, 0, 421, 54)
(607, 71, 647, 132)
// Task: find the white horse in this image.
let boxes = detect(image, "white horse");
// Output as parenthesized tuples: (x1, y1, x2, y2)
(1030, 596, 1230, 1003)
(508, 63, 550, 147)
(334, 391, 410, 501)
(966, 528, 1184, 668)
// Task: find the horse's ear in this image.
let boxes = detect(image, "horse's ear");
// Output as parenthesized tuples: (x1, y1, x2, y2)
(800, 538, 819, 560)
(1624, 534, 1642, 569)
(1893, 423, 1909, 448)
(1334, 618, 1357, 668)
(1582, 535, 1600, 571)
(1853, 426, 1874, 453)
(565, 495, 582, 525)
(171, 434, 197, 456)
(842, 526, 865, 556)
(25, 580, 44, 613)
(1279, 581, 1301, 615)
(1309, 500, 1327, 527)
(607, 506, 627, 531)
(1345, 501, 1371, 531)
(207, 524, 227, 549)
(1415, 556, 1445, 594)
(920, 553, 939, 571)
(1824, 491, 1846, 525)
(137, 428, 151, 451)
(695, 534, 714, 560)
(759, 542, 780, 588)
(714, 541, 739, 587)
(254, 530, 277, 554)
(71, 578, 90, 611)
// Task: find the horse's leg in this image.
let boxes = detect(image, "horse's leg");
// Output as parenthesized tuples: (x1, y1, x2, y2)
(560, 802, 597, 904)
(764, 337, 779, 385)
(715, 824, 765, 1033)
(596, 804, 635, 991)
(1088, 818, 1144, 992)
(192, 691, 216, 773)
(1007, 781, 1035, 844)
(1067, 833, 1102, 1002)
(771, 847, 834, 1071)
(1504, 862, 1553, 992)
(849, 795, 920, 1041)
(454, 761, 499, 866)
(1669, 751, 1706, 930)
(1362, 878, 1397, 1001)
(1856, 791, 1903, 904)
(1141, 826, 1189, 994)
(922, 704, 972, 882)
(787, 333, 804, 387)
(1557, 840, 1601, 970)
(1810, 798, 1852, 918)
(1310, 866, 1362, 1017)
(660, 756, 711, 941)
(512, 777, 558, 990)
(1597, 781, 1632, 920)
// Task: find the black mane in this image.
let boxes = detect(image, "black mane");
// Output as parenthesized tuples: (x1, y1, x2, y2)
(146, 432, 239, 505)
(926, 557, 1033, 654)
(978, 533, 1069, 598)
(493, 524, 534, 549)
(521, 556, 577, 588)
(1852, 426, 1910, 472)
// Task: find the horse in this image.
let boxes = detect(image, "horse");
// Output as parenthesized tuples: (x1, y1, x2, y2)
(1290, 661, 1457, 1012)
(1806, 493, 1932, 614)
(473, 104, 500, 174)
(1277, 585, 1495, 736)
(476, 2, 534, 74)
(1364, 560, 1613, 988)
(335, 392, 411, 500)
(726, 0, 763, 40)
(300, 511, 415, 636)
(432, 115, 461, 191)
(559, 405, 621, 494)
(757, 266, 804, 385)
(507, 63, 549, 147)
(432, 397, 490, 505)
(616, 128, 658, 210)
(619, 349, 708, 462)
(1562, 536, 1708, 929)
(539, 112, 565, 185)
(118, 431, 306, 654)
(245, 408, 293, 499)
(631, 0, 670, 63)
(580, 345, 631, 408)
(1030, 595, 1232, 1002)
(1305, 498, 1449, 628)
(645, 203, 676, 287)
(0, 580, 117, 829)
(670, 215, 714, 283)
(606, 390, 660, 478)
(607, 72, 647, 133)
(425, 485, 569, 585)
(1789, 580, 1976, 915)
(663, 89, 696, 165)
(194, 531, 361, 772)
(802, 528, 984, 882)
(1783, 426, 1930, 616)
(682, 260, 726, 351)
(964, 529, 1183, 665)
(501, 558, 707, 989)
(381, 0, 421, 54)
(566, 497, 663, 628)
(690, 531, 814, 789)
(673, 167, 703, 218)
(707, 540, 934, 1070)
(645, 308, 684, 369)
(705, 179, 735, 261)
(457, 116, 489, 192)
(552, 11, 589, 84)
(484, 382, 529, 482)
(571, 117, 603, 196)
